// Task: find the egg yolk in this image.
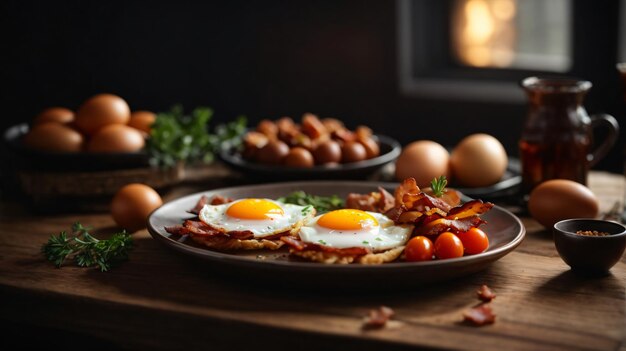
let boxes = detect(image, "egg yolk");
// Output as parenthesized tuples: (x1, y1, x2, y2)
(317, 209, 379, 231)
(226, 199, 285, 220)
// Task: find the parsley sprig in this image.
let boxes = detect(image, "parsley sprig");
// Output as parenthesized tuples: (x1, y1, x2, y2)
(41, 222, 133, 272)
(430, 175, 448, 198)
(146, 105, 247, 167)
(278, 191, 344, 213)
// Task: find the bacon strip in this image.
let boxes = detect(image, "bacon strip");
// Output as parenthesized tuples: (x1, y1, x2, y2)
(165, 225, 189, 236)
(210, 195, 234, 205)
(414, 216, 485, 236)
(346, 187, 395, 213)
(280, 236, 370, 256)
(446, 200, 494, 220)
(188, 195, 210, 215)
(188, 195, 234, 215)
(463, 303, 496, 326)
(183, 220, 254, 239)
(395, 178, 420, 206)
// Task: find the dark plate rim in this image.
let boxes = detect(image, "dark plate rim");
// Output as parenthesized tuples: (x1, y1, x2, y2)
(147, 181, 526, 272)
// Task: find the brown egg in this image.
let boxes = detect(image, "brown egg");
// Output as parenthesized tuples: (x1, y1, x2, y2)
(33, 107, 74, 125)
(111, 183, 163, 232)
(450, 134, 508, 187)
(528, 179, 599, 229)
(395, 140, 449, 188)
(75, 94, 131, 135)
(313, 140, 342, 164)
(87, 124, 145, 152)
(256, 140, 290, 164)
(284, 147, 315, 168)
(23, 122, 83, 152)
(341, 141, 367, 163)
(128, 111, 156, 134)
(359, 138, 380, 159)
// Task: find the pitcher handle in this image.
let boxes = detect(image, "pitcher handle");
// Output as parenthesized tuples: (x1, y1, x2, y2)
(588, 113, 619, 167)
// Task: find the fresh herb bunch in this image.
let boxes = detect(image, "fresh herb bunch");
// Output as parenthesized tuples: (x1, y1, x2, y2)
(146, 105, 247, 167)
(278, 191, 344, 213)
(430, 175, 448, 197)
(41, 222, 133, 272)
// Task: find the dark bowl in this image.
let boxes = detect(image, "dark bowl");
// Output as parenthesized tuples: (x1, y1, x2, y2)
(3, 123, 150, 171)
(218, 134, 401, 180)
(553, 219, 626, 274)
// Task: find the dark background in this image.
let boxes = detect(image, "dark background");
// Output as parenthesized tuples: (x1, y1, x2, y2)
(1, 0, 625, 172)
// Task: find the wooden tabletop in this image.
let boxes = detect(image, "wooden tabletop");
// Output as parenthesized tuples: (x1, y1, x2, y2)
(1, 170, 625, 351)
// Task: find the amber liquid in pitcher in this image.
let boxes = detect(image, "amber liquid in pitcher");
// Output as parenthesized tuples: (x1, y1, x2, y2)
(519, 77, 594, 195)
(519, 136, 590, 194)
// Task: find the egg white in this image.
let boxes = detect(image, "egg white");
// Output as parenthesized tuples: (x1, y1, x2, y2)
(298, 211, 412, 251)
(199, 199, 315, 238)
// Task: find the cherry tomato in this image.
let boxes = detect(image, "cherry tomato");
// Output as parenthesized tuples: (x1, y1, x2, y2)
(434, 232, 464, 259)
(405, 236, 434, 262)
(457, 227, 489, 255)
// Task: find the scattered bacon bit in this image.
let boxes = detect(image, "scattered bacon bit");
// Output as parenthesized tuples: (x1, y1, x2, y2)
(363, 306, 395, 329)
(346, 187, 395, 213)
(463, 304, 496, 326)
(477, 285, 496, 302)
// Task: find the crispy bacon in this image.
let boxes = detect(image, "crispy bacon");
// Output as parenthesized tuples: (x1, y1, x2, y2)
(346, 187, 395, 213)
(183, 220, 254, 239)
(362, 306, 395, 330)
(463, 303, 496, 326)
(477, 285, 496, 302)
(402, 192, 452, 213)
(210, 195, 234, 205)
(165, 225, 189, 236)
(188, 195, 234, 215)
(414, 216, 485, 236)
(422, 187, 462, 207)
(188, 195, 209, 215)
(395, 178, 420, 206)
(280, 236, 370, 256)
(446, 200, 494, 220)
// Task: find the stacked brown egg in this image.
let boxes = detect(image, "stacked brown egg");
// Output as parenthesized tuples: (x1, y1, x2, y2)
(24, 94, 155, 153)
(242, 113, 380, 168)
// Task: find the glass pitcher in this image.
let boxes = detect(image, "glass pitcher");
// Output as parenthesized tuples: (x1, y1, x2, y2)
(519, 77, 619, 194)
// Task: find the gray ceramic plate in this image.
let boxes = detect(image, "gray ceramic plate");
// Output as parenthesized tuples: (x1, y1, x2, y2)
(147, 181, 525, 289)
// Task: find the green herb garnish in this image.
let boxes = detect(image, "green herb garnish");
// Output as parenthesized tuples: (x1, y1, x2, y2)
(362, 240, 370, 245)
(301, 205, 313, 215)
(278, 191, 344, 213)
(146, 105, 246, 167)
(318, 240, 328, 245)
(430, 175, 448, 198)
(41, 222, 133, 272)
(375, 237, 383, 241)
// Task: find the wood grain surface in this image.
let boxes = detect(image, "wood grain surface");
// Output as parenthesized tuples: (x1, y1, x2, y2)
(1, 170, 625, 351)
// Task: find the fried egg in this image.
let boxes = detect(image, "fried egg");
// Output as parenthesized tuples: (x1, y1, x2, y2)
(299, 209, 412, 251)
(199, 198, 315, 238)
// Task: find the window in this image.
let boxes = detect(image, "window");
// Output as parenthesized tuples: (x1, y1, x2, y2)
(397, 0, 573, 102)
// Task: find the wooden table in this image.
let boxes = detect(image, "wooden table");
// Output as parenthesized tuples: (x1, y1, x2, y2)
(1, 170, 625, 351)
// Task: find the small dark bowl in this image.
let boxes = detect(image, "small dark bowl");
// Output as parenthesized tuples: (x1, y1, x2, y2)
(553, 219, 626, 274)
